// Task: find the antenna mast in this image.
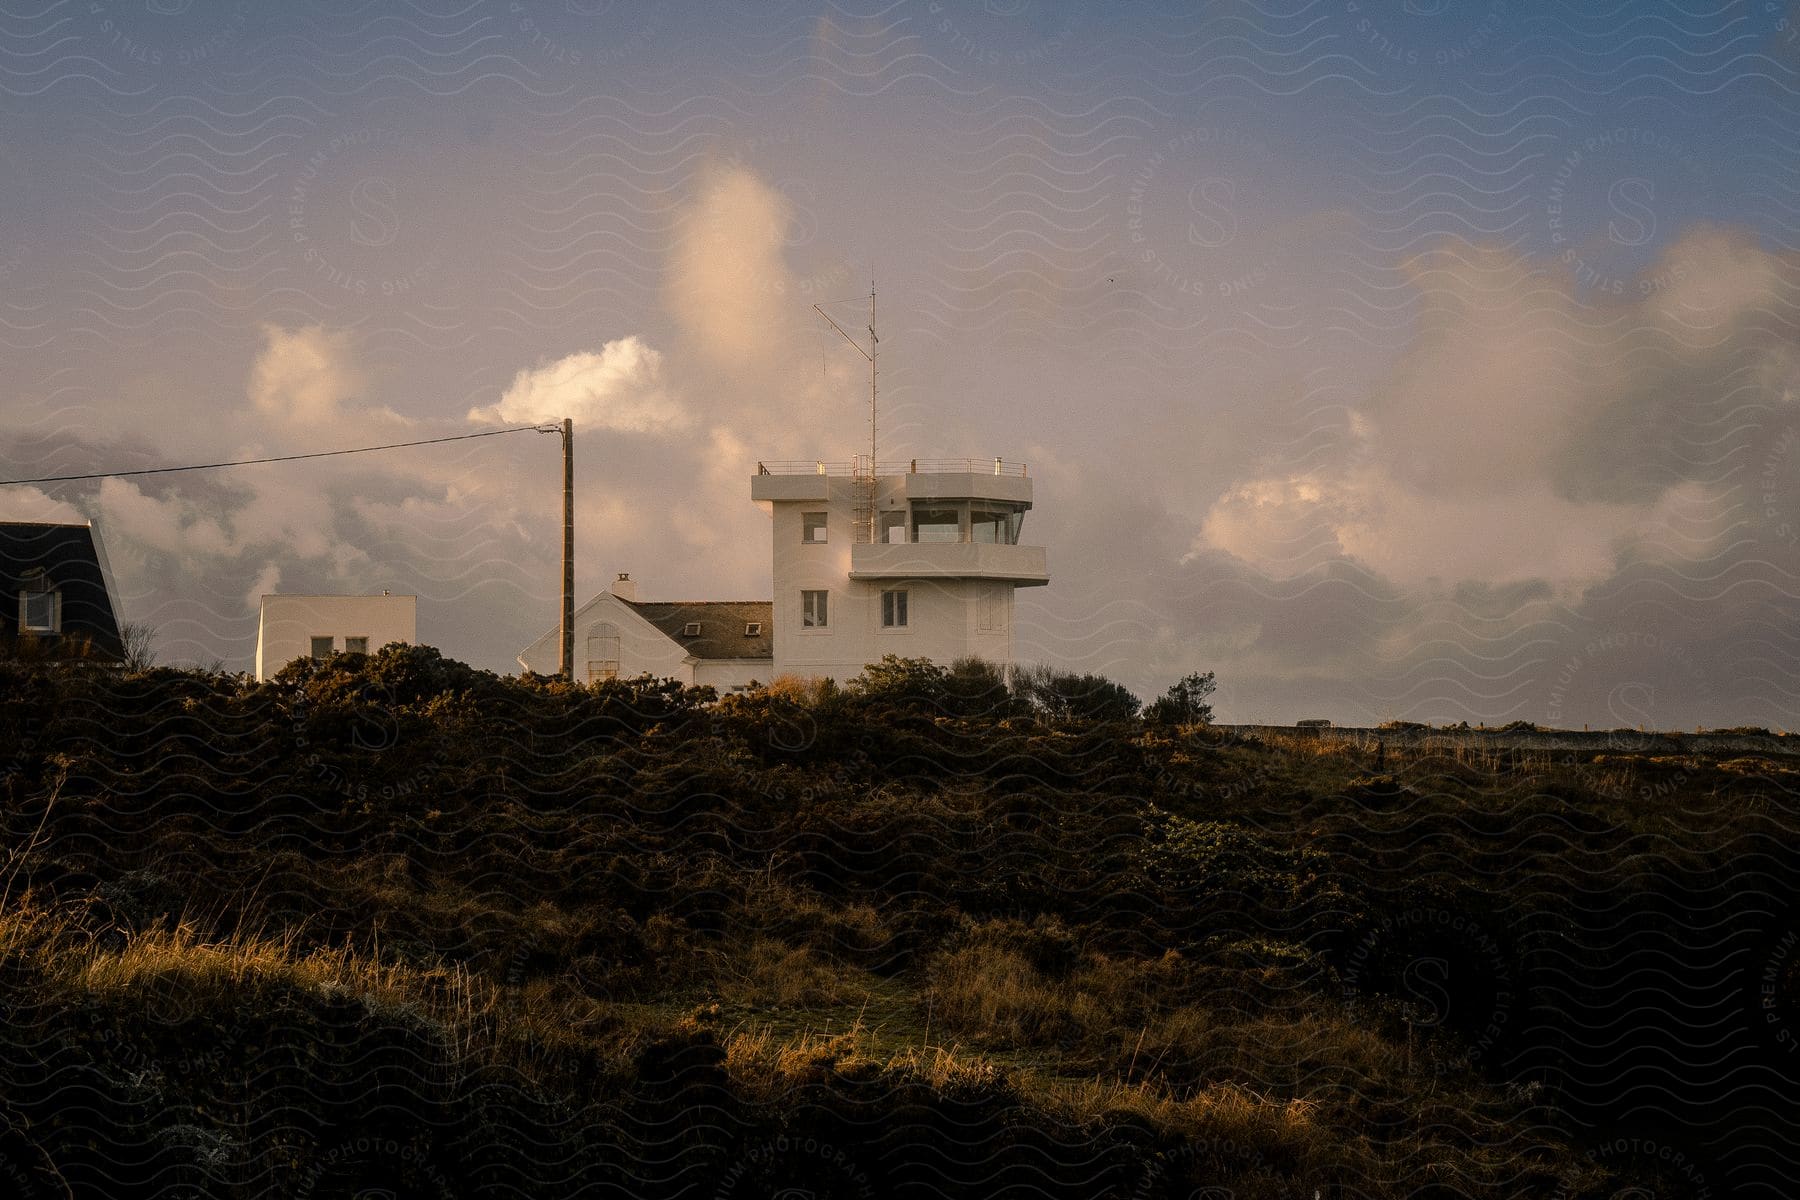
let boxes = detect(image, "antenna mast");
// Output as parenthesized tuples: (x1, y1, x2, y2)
(813, 283, 881, 543)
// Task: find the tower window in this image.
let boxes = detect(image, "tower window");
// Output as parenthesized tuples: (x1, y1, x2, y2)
(802, 512, 828, 544)
(971, 508, 1020, 545)
(801, 590, 828, 628)
(879, 511, 907, 543)
(911, 506, 961, 543)
(881, 589, 908, 628)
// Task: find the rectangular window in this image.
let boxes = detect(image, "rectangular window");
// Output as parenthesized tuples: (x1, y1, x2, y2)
(977, 587, 1007, 633)
(20, 580, 56, 632)
(802, 512, 828, 543)
(879, 510, 908, 544)
(801, 589, 828, 629)
(911, 505, 962, 544)
(310, 635, 334, 659)
(344, 636, 369, 655)
(587, 660, 619, 682)
(881, 589, 908, 628)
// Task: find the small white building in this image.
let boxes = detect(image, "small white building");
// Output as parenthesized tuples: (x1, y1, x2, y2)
(750, 457, 1047, 682)
(516, 573, 772, 691)
(255, 592, 417, 681)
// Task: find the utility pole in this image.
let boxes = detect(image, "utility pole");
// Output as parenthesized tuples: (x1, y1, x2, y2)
(539, 418, 575, 678)
(561, 417, 574, 680)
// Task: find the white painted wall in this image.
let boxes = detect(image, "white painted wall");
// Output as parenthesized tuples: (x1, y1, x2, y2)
(515, 589, 771, 690)
(517, 592, 689, 682)
(694, 658, 771, 692)
(255, 594, 416, 681)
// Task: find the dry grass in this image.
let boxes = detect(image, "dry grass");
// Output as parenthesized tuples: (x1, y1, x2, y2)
(715, 937, 872, 1008)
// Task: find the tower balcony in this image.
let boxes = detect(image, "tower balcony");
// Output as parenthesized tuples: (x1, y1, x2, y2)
(848, 541, 1048, 586)
(752, 458, 1032, 506)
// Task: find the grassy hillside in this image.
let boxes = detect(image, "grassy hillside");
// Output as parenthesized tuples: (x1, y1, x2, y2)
(1, 646, 1796, 1197)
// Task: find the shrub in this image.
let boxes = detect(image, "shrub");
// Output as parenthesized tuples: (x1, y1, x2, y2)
(1144, 671, 1217, 726)
(1012, 664, 1141, 724)
(848, 654, 949, 708)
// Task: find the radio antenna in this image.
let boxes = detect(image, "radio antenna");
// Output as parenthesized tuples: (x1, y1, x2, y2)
(813, 281, 880, 543)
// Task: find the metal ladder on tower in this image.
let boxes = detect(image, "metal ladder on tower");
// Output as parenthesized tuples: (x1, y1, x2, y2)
(852, 453, 876, 544)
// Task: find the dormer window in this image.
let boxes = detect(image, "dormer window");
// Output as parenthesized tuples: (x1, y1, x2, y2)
(18, 572, 58, 633)
(682, 621, 702, 637)
(744, 622, 762, 636)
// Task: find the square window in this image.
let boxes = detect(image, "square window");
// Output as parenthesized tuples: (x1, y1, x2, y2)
(971, 508, 1017, 545)
(682, 621, 703, 637)
(802, 512, 828, 544)
(310, 636, 334, 659)
(881, 589, 908, 628)
(344, 636, 369, 655)
(744, 622, 762, 636)
(879, 511, 907, 544)
(801, 589, 828, 629)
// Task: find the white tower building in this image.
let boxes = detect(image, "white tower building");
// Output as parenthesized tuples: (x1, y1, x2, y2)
(751, 457, 1048, 682)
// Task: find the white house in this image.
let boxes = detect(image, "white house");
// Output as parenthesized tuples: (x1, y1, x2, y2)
(255, 592, 417, 681)
(750, 457, 1047, 682)
(515, 573, 773, 690)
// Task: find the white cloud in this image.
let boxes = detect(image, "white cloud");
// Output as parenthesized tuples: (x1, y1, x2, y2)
(665, 164, 798, 368)
(248, 324, 362, 425)
(0, 486, 86, 524)
(469, 336, 687, 433)
(248, 324, 411, 429)
(1196, 228, 1800, 590)
(244, 562, 281, 612)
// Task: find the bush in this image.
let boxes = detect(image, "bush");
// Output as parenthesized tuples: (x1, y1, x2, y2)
(1143, 671, 1216, 727)
(1011, 664, 1140, 724)
(848, 654, 949, 709)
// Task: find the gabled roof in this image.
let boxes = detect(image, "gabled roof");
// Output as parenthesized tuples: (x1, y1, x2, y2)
(625, 599, 773, 660)
(0, 521, 124, 661)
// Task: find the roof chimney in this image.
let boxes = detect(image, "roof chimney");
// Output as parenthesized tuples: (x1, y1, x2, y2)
(611, 572, 637, 602)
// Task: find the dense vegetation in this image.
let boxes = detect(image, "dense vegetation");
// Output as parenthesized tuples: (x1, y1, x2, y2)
(1, 646, 1796, 1197)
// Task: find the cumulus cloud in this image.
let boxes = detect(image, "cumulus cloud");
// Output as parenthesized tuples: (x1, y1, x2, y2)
(248, 324, 363, 425)
(247, 324, 411, 430)
(244, 562, 281, 613)
(0, 486, 86, 524)
(1197, 227, 1800, 590)
(469, 336, 687, 433)
(665, 164, 799, 367)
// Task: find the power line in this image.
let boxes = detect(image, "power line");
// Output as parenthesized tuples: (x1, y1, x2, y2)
(0, 425, 559, 487)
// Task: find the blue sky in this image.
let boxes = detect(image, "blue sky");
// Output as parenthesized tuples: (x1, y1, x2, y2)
(4, 0, 1798, 726)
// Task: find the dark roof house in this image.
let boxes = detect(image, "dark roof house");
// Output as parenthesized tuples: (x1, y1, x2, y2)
(1, 521, 124, 663)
